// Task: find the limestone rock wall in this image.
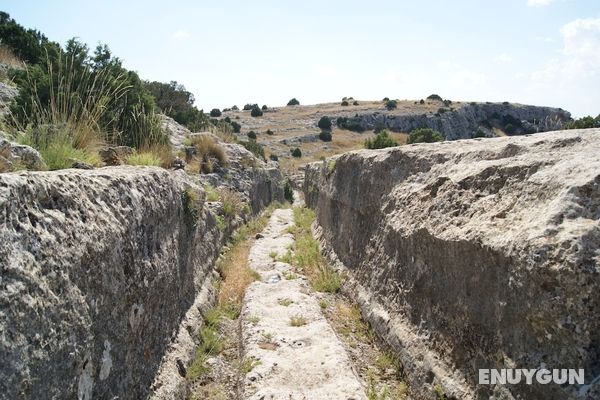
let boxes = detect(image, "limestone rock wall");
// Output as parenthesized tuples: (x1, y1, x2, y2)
(0, 164, 282, 399)
(334, 102, 569, 140)
(304, 129, 600, 399)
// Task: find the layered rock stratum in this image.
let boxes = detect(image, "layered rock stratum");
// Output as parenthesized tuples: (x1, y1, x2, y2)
(304, 128, 600, 399)
(0, 156, 283, 398)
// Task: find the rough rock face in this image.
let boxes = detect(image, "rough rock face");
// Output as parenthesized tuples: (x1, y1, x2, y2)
(0, 137, 46, 172)
(304, 129, 600, 400)
(333, 103, 569, 140)
(0, 165, 282, 399)
(162, 115, 191, 150)
(0, 80, 18, 117)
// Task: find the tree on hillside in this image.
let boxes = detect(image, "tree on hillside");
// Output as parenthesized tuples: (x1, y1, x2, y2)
(407, 128, 444, 144)
(365, 130, 398, 149)
(287, 98, 300, 106)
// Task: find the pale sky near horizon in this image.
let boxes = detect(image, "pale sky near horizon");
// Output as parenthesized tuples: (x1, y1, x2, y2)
(2, 0, 599, 117)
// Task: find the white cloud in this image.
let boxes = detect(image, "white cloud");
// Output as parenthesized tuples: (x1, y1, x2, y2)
(527, 0, 554, 7)
(172, 30, 190, 40)
(495, 53, 513, 63)
(532, 18, 600, 83)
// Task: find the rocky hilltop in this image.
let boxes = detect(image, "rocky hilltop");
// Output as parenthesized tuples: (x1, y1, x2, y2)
(305, 129, 600, 399)
(0, 147, 283, 399)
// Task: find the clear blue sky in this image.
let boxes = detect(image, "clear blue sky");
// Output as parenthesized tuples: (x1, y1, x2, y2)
(3, 0, 599, 117)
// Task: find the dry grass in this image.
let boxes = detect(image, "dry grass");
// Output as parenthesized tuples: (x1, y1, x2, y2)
(216, 204, 279, 317)
(187, 135, 228, 173)
(0, 45, 23, 68)
(290, 315, 307, 327)
(218, 188, 243, 218)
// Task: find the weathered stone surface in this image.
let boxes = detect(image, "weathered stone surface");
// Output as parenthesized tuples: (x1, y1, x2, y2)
(0, 163, 283, 399)
(304, 129, 600, 399)
(0, 137, 46, 171)
(0, 81, 18, 116)
(98, 146, 134, 166)
(162, 115, 191, 150)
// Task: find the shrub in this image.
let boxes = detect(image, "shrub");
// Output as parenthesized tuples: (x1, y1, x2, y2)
(419, 99, 425, 104)
(210, 108, 222, 117)
(181, 187, 200, 228)
(353, 101, 359, 106)
(317, 116, 332, 130)
(189, 135, 228, 173)
(266, 129, 274, 135)
(564, 115, 599, 129)
(382, 97, 389, 102)
(504, 123, 516, 134)
(287, 98, 300, 106)
(341, 100, 349, 106)
(443, 99, 452, 107)
(247, 131, 257, 140)
(269, 153, 278, 161)
(231, 105, 239, 111)
(336, 116, 365, 132)
(250, 107, 263, 117)
(427, 94, 443, 101)
(284, 180, 294, 203)
(385, 100, 397, 110)
(319, 131, 332, 142)
(243, 103, 258, 111)
(231, 121, 241, 133)
(407, 128, 444, 144)
(437, 108, 447, 114)
(219, 188, 242, 218)
(239, 140, 265, 160)
(261, 105, 268, 110)
(364, 130, 398, 149)
(144, 80, 211, 132)
(290, 147, 302, 157)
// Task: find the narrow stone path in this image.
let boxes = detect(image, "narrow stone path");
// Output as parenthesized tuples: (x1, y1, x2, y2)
(240, 208, 366, 400)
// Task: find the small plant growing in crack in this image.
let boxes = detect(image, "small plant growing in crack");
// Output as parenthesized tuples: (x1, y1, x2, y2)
(319, 299, 328, 310)
(290, 315, 307, 327)
(261, 332, 274, 341)
(238, 357, 261, 373)
(278, 298, 293, 307)
(269, 251, 278, 259)
(282, 270, 297, 280)
(249, 315, 260, 326)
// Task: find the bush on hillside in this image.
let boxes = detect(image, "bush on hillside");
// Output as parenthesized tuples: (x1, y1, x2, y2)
(364, 130, 398, 149)
(266, 129, 274, 135)
(385, 100, 397, 110)
(341, 100, 349, 106)
(319, 131, 332, 142)
(144, 80, 211, 131)
(243, 103, 258, 111)
(564, 115, 600, 129)
(427, 94, 443, 101)
(261, 105, 268, 110)
(336, 116, 365, 132)
(239, 140, 265, 160)
(247, 131, 257, 140)
(269, 153, 278, 161)
(407, 128, 444, 144)
(290, 147, 302, 157)
(250, 107, 263, 117)
(317, 116, 332, 131)
(231, 121, 241, 133)
(287, 98, 300, 106)
(353, 101, 359, 106)
(210, 108, 222, 117)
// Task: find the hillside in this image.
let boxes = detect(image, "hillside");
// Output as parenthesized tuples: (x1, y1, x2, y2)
(220, 98, 570, 173)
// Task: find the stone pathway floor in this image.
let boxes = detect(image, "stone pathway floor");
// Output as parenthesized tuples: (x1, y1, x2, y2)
(240, 208, 366, 400)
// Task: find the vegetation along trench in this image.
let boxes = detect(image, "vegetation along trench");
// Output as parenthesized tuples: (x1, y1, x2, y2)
(185, 194, 408, 400)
